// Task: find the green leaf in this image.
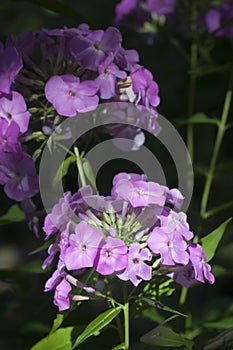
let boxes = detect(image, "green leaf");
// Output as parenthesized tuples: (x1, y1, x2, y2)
(201, 218, 232, 262)
(18, 259, 45, 274)
(29, 237, 55, 255)
(141, 325, 193, 349)
(204, 327, 233, 350)
(204, 317, 233, 329)
(82, 158, 98, 192)
(174, 113, 219, 126)
(50, 314, 64, 335)
(53, 155, 76, 186)
(0, 204, 25, 225)
(30, 327, 73, 350)
(72, 306, 122, 348)
(139, 298, 187, 317)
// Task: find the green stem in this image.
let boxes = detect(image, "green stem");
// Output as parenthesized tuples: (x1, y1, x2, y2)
(74, 146, 87, 187)
(123, 301, 129, 350)
(187, 41, 198, 162)
(200, 82, 232, 217)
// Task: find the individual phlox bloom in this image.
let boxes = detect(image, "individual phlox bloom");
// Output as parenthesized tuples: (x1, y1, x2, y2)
(188, 243, 215, 284)
(115, 47, 139, 72)
(131, 67, 160, 108)
(96, 236, 128, 275)
(0, 118, 20, 151)
(64, 221, 103, 270)
(114, 0, 138, 23)
(168, 264, 195, 288)
(43, 191, 76, 239)
(147, 227, 189, 266)
(0, 39, 23, 94)
(162, 186, 184, 209)
(0, 149, 39, 201)
(54, 278, 72, 311)
(45, 74, 99, 117)
(114, 178, 165, 207)
(148, 0, 176, 16)
(0, 91, 30, 133)
(69, 27, 122, 71)
(205, 1, 233, 39)
(117, 242, 152, 286)
(44, 260, 72, 311)
(96, 54, 127, 99)
(159, 210, 194, 240)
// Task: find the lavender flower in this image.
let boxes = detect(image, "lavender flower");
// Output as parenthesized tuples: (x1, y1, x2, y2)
(69, 27, 122, 71)
(0, 118, 20, 151)
(96, 54, 127, 99)
(64, 221, 103, 270)
(45, 75, 99, 117)
(147, 0, 176, 16)
(117, 242, 152, 286)
(0, 91, 30, 133)
(0, 38, 22, 94)
(131, 67, 160, 109)
(147, 228, 189, 266)
(205, 1, 233, 39)
(188, 243, 215, 284)
(0, 148, 39, 201)
(96, 236, 128, 275)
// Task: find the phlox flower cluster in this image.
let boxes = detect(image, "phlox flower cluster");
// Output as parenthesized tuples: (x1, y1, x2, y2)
(42, 173, 214, 311)
(0, 24, 160, 234)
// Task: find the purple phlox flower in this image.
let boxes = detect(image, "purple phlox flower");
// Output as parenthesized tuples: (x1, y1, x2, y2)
(159, 210, 194, 240)
(69, 26, 122, 70)
(96, 236, 128, 275)
(64, 221, 103, 270)
(168, 264, 195, 288)
(0, 149, 39, 201)
(0, 118, 20, 151)
(111, 172, 147, 198)
(96, 54, 126, 99)
(45, 74, 99, 117)
(148, 0, 176, 16)
(43, 191, 77, 239)
(44, 261, 72, 311)
(17, 31, 36, 57)
(54, 278, 72, 311)
(0, 38, 23, 94)
(20, 198, 39, 237)
(188, 243, 215, 284)
(114, 178, 166, 207)
(205, 1, 233, 39)
(0, 91, 30, 133)
(131, 67, 160, 108)
(162, 186, 184, 209)
(147, 227, 189, 266)
(44, 260, 65, 291)
(117, 242, 152, 286)
(115, 47, 139, 72)
(107, 123, 145, 151)
(114, 0, 138, 23)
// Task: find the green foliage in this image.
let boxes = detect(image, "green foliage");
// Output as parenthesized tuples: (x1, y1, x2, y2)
(201, 218, 232, 262)
(0, 204, 25, 225)
(30, 327, 73, 350)
(72, 306, 122, 348)
(53, 155, 76, 186)
(141, 324, 193, 349)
